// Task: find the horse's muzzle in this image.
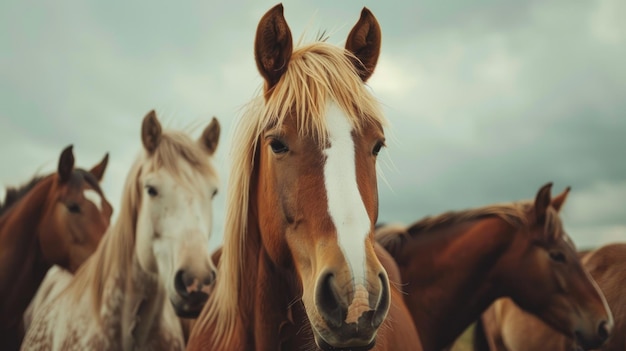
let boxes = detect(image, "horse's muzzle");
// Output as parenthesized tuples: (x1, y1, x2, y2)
(313, 271, 390, 350)
(575, 319, 612, 350)
(170, 268, 216, 317)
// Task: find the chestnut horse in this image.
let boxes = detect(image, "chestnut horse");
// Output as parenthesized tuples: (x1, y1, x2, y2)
(22, 111, 221, 351)
(0, 146, 111, 350)
(376, 183, 613, 351)
(188, 4, 421, 351)
(477, 243, 626, 351)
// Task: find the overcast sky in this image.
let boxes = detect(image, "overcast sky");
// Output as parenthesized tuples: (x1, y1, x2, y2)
(1, 0, 624, 249)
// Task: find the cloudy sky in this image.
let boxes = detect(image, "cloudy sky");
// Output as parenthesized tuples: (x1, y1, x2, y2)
(1, 0, 624, 249)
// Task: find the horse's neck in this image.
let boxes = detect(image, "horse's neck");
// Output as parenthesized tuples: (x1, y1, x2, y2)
(252, 247, 311, 351)
(0, 181, 51, 329)
(401, 217, 516, 350)
(120, 257, 167, 350)
(230, 219, 311, 351)
(89, 233, 167, 350)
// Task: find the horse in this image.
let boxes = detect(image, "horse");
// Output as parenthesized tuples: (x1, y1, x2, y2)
(23, 266, 74, 333)
(375, 183, 614, 351)
(476, 242, 626, 351)
(187, 4, 421, 351)
(0, 145, 112, 350)
(21, 111, 221, 351)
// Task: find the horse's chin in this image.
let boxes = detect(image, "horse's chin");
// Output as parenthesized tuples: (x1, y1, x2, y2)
(314, 334, 376, 351)
(169, 291, 209, 318)
(310, 321, 377, 351)
(574, 330, 608, 351)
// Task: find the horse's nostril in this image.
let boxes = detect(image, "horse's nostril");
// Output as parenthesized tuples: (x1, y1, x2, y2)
(316, 272, 344, 328)
(203, 270, 216, 285)
(372, 273, 390, 328)
(598, 320, 611, 341)
(174, 270, 188, 296)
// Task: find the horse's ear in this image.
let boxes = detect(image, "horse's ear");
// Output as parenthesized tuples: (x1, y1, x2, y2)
(534, 182, 553, 225)
(58, 145, 75, 183)
(345, 7, 382, 82)
(255, 3, 293, 91)
(141, 110, 162, 154)
(89, 153, 109, 182)
(199, 117, 220, 156)
(551, 186, 571, 212)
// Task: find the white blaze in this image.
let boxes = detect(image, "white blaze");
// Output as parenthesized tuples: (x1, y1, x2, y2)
(323, 102, 371, 287)
(83, 189, 103, 212)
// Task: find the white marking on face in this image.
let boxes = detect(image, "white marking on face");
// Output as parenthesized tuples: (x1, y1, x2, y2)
(136, 165, 218, 305)
(564, 234, 575, 248)
(83, 189, 103, 212)
(323, 101, 371, 288)
(345, 283, 371, 324)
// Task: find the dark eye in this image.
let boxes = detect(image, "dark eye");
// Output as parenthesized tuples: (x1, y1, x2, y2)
(270, 139, 289, 154)
(549, 251, 566, 263)
(372, 141, 385, 156)
(146, 185, 158, 197)
(67, 203, 81, 214)
(212, 189, 218, 198)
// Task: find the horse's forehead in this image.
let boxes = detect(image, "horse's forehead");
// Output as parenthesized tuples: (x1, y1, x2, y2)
(549, 211, 567, 238)
(144, 158, 216, 186)
(562, 232, 575, 249)
(56, 171, 98, 196)
(83, 189, 103, 212)
(273, 108, 383, 149)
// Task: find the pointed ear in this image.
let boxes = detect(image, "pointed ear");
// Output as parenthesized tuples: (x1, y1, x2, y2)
(551, 186, 571, 212)
(199, 117, 221, 156)
(141, 110, 162, 154)
(255, 3, 293, 91)
(534, 182, 553, 225)
(90, 153, 109, 182)
(58, 145, 75, 183)
(345, 7, 382, 82)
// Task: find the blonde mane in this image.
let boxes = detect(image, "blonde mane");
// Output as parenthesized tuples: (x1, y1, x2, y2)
(198, 41, 387, 345)
(68, 129, 217, 323)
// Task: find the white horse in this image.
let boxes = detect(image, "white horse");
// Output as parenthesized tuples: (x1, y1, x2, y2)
(22, 111, 221, 351)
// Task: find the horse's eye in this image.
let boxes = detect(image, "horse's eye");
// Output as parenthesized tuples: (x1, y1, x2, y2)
(146, 185, 158, 197)
(270, 139, 289, 154)
(372, 141, 385, 156)
(67, 203, 81, 214)
(212, 189, 218, 198)
(549, 251, 566, 263)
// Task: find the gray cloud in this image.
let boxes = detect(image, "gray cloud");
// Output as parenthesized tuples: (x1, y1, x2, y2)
(371, 0, 626, 246)
(1, 0, 625, 250)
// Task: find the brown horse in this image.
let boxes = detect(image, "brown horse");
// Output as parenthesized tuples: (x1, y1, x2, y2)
(22, 111, 221, 351)
(375, 183, 613, 351)
(0, 145, 112, 350)
(477, 242, 626, 351)
(180, 243, 406, 346)
(187, 4, 421, 351)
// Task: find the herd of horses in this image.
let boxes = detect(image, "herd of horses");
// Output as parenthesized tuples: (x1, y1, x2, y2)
(0, 4, 623, 351)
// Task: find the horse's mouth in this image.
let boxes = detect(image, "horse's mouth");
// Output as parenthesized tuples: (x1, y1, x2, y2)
(310, 309, 379, 351)
(574, 330, 606, 350)
(316, 337, 376, 351)
(171, 291, 209, 318)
